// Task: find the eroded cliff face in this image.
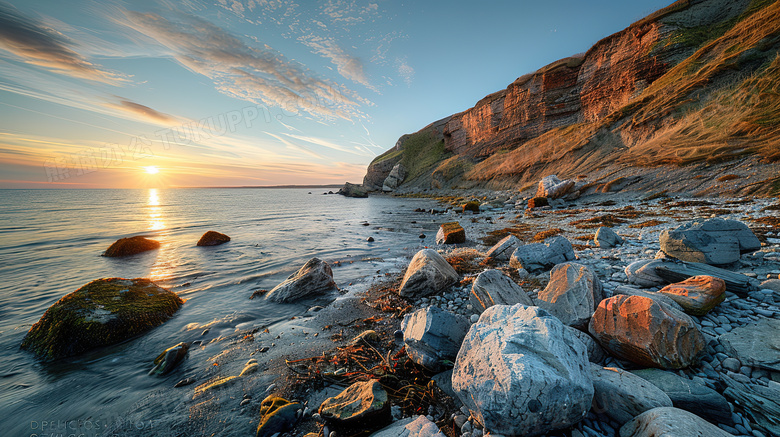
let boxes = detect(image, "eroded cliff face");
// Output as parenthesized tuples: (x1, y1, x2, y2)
(442, 19, 683, 158)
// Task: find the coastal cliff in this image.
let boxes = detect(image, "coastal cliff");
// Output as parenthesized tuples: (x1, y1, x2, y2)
(364, 0, 780, 196)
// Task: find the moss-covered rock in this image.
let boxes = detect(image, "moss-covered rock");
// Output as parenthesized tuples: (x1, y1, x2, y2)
(196, 231, 231, 246)
(319, 379, 390, 429)
(462, 201, 481, 213)
(21, 278, 184, 361)
(103, 236, 160, 257)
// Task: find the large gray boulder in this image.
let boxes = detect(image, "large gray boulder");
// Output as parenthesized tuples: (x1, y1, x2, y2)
(595, 227, 623, 248)
(719, 318, 780, 372)
(625, 260, 667, 288)
(509, 236, 576, 273)
(470, 269, 533, 314)
(619, 407, 735, 437)
(590, 364, 672, 426)
(565, 326, 607, 363)
(659, 218, 760, 265)
(485, 235, 521, 261)
(653, 259, 760, 295)
(452, 305, 593, 436)
(398, 249, 459, 298)
(382, 163, 407, 192)
(631, 368, 733, 425)
(536, 262, 603, 329)
(401, 306, 470, 371)
(536, 175, 575, 199)
(265, 258, 337, 303)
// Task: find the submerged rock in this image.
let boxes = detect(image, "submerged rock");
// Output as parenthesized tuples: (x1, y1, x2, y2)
(196, 230, 231, 246)
(21, 278, 184, 361)
(589, 295, 704, 369)
(435, 221, 466, 244)
(149, 342, 189, 375)
(337, 182, 369, 198)
(659, 217, 760, 265)
(398, 249, 458, 298)
(452, 304, 593, 436)
(319, 380, 390, 429)
(484, 234, 521, 261)
(470, 269, 533, 313)
(103, 236, 160, 257)
(256, 395, 301, 437)
(619, 407, 735, 437)
(265, 258, 337, 303)
(657, 275, 725, 316)
(536, 262, 603, 329)
(401, 306, 470, 371)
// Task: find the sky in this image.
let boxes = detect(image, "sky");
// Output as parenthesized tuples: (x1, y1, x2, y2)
(0, 0, 674, 188)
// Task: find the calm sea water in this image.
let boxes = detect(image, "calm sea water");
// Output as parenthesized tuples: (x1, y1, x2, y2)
(0, 188, 439, 436)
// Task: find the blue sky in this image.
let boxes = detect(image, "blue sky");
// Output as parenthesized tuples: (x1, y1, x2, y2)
(0, 0, 673, 188)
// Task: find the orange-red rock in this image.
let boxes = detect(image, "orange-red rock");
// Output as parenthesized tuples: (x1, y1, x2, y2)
(588, 295, 705, 369)
(658, 275, 725, 316)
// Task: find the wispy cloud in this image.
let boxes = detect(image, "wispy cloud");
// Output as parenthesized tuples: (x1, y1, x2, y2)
(321, 0, 378, 25)
(118, 9, 367, 120)
(396, 57, 414, 86)
(104, 98, 178, 124)
(0, 2, 124, 84)
(280, 132, 373, 156)
(299, 35, 374, 90)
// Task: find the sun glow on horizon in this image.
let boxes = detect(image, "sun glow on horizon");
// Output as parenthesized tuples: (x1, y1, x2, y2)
(144, 166, 159, 174)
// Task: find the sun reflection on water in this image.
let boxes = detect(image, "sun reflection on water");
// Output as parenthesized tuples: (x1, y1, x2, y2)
(148, 188, 165, 231)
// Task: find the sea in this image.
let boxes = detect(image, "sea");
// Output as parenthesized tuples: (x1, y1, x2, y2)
(0, 188, 441, 436)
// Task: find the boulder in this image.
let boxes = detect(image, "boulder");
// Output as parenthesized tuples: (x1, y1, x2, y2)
(619, 407, 735, 437)
(613, 286, 685, 313)
(196, 230, 231, 246)
(719, 318, 780, 372)
(565, 326, 607, 363)
(21, 278, 184, 361)
(265, 258, 336, 303)
(370, 416, 445, 437)
(760, 278, 780, 292)
(382, 162, 407, 192)
(401, 306, 470, 371)
(398, 249, 459, 298)
(588, 295, 705, 369)
(657, 275, 725, 316)
(256, 396, 301, 437)
(536, 175, 575, 199)
(103, 236, 160, 257)
(536, 262, 603, 329)
(337, 182, 369, 198)
(527, 196, 549, 209)
(659, 218, 761, 265)
(595, 227, 623, 248)
(435, 222, 466, 244)
(470, 269, 533, 314)
(653, 260, 759, 295)
(625, 260, 667, 288)
(722, 374, 780, 436)
(149, 342, 189, 375)
(590, 364, 672, 425)
(631, 368, 733, 425)
(319, 380, 390, 429)
(452, 305, 593, 436)
(509, 236, 576, 273)
(484, 234, 521, 261)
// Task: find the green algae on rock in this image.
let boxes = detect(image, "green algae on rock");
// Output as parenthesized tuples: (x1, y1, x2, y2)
(256, 396, 301, 437)
(21, 278, 184, 361)
(103, 236, 160, 257)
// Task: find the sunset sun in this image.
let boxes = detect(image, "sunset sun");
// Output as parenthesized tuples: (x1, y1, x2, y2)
(144, 166, 159, 175)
